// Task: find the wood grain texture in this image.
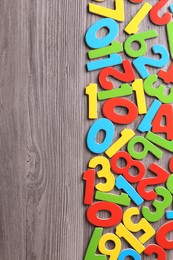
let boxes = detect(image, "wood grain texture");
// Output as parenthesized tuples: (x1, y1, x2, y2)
(0, 0, 172, 259)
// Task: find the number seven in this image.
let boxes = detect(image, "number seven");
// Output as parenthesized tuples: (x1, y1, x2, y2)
(89, 0, 125, 22)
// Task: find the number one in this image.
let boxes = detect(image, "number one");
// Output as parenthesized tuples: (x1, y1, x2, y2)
(116, 223, 145, 254)
(83, 169, 95, 205)
(89, 0, 125, 22)
(105, 129, 135, 158)
(132, 79, 147, 114)
(124, 3, 152, 34)
(85, 84, 98, 119)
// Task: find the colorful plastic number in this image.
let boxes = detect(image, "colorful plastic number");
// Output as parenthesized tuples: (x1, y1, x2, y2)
(142, 187, 172, 222)
(84, 2, 173, 258)
(152, 104, 173, 140)
(137, 163, 170, 200)
(86, 201, 123, 227)
(124, 3, 152, 34)
(123, 207, 155, 244)
(89, 0, 125, 22)
(166, 21, 173, 59)
(144, 74, 173, 104)
(118, 249, 141, 260)
(106, 129, 135, 158)
(166, 212, 173, 219)
(99, 61, 135, 88)
(95, 190, 131, 206)
(127, 136, 163, 160)
(137, 99, 161, 132)
(133, 44, 169, 79)
(98, 233, 121, 260)
(166, 174, 173, 194)
(169, 156, 173, 173)
(115, 175, 144, 206)
(87, 54, 122, 71)
(116, 223, 145, 253)
(86, 19, 122, 71)
(149, 0, 172, 25)
(110, 151, 146, 183)
(170, 4, 173, 13)
(158, 62, 173, 84)
(85, 83, 98, 119)
(86, 118, 114, 154)
(166, 174, 173, 219)
(88, 41, 123, 59)
(132, 79, 147, 114)
(144, 244, 166, 260)
(85, 18, 119, 49)
(102, 97, 138, 124)
(98, 83, 132, 100)
(146, 131, 173, 152)
(124, 30, 158, 58)
(89, 156, 115, 192)
(84, 228, 106, 260)
(83, 169, 95, 205)
(156, 221, 173, 249)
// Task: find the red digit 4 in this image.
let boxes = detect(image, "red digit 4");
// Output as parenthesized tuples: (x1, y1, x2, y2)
(152, 104, 173, 140)
(158, 62, 173, 84)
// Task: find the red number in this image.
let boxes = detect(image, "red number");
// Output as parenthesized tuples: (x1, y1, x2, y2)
(86, 201, 123, 227)
(102, 98, 138, 124)
(99, 60, 135, 90)
(149, 0, 172, 25)
(137, 163, 170, 200)
(156, 221, 173, 249)
(144, 244, 166, 260)
(169, 156, 173, 173)
(83, 169, 95, 205)
(110, 151, 145, 183)
(158, 62, 173, 84)
(152, 104, 173, 140)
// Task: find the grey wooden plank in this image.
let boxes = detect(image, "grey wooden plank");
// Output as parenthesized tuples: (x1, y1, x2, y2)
(0, 0, 86, 259)
(0, 1, 27, 259)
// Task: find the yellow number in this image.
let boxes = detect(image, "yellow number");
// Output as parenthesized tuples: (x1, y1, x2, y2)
(123, 207, 155, 244)
(125, 3, 152, 34)
(105, 129, 135, 158)
(132, 79, 147, 114)
(89, 156, 115, 192)
(89, 0, 124, 22)
(98, 233, 121, 260)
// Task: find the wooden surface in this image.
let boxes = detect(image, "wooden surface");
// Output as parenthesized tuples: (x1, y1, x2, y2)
(0, 0, 172, 259)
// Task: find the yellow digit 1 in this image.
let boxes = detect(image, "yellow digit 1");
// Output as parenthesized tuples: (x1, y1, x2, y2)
(132, 79, 147, 114)
(85, 83, 98, 119)
(89, 0, 125, 22)
(124, 3, 152, 34)
(105, 129, 135, 158)
(123, 207, 155, 244)
(98, 233, 121, 260)
(116, 223, 145, 254)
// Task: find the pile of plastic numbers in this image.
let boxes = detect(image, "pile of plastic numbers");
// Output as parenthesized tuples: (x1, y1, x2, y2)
(83, 0, 173, 259)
